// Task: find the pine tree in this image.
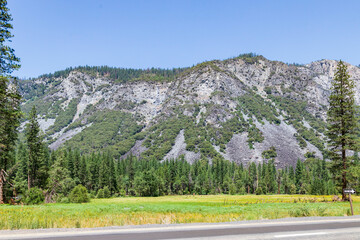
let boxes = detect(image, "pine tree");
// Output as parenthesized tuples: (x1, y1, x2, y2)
(295, 159, 304, 192)
(0, 0, 20, 75)
(0, 77, 21, 170)
(45, 155, 73, 203)
(0, 1, 21, 203)
(327, 60, 359, 200)
(79, 156, 87, 186)
(108, 155, 117, 194)
(25, 106, 44, 190)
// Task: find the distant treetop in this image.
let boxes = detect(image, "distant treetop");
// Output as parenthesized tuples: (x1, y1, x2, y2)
(36, 66, 187, 83)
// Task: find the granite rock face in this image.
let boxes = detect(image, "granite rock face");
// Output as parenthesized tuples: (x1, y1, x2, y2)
(20, 56, 360, 166)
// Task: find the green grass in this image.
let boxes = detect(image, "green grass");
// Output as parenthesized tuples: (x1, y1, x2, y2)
(1, 195, 359, 230)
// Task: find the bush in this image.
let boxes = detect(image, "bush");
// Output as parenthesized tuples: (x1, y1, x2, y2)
(103, 186, 111, 198)
(255, 187, 263, 195)
(60, 197, 70, 203)
(24, 187, 44, 205)
(89, 190, 96, 199)
(96, 189, 104, 198)
(289, 206, 310, 217)
(69, 185, 90, 203)
(119, 189, 126, 197)
(238, 186, 246, 195)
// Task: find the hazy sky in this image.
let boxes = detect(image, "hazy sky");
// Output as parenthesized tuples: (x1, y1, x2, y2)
(7, 0, 360, 78)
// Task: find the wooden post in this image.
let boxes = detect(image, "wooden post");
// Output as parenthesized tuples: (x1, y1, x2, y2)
(349, 193, 354, 216)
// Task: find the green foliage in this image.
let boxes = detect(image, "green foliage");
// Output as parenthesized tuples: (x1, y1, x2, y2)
(24, 187, 44, 205)
(0, 76, 22, 171)
(0, 0, 20, 75)
(134, 169, 161, 197)
(327, 60, 359, 199)
(269, 95, 326, 151)
(247, 124, 264, 149)
(289, 205, 310, 217)
(69, 185, 90, 203)
(264, 86, 272, 94)
(238, 94, 280, 124)
(262, 147, 277, 159)
(60, 197, 70, 203)
(64, 110, 143, 156)
(255, 187, 263, 195)
(0, 195, 355, 230)
(47, 98, 80, 135)
(7, 143, 341, 204)
(26, 106, 48, 189)
(46, 154, 74, 203)
(103, 186, 111, 198)
(36, 66, 185, 83)
(96, 189, 104, 198)
(230, 53, 264, 64)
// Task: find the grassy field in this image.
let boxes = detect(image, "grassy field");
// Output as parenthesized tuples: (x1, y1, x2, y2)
(1, 195, 359, 230)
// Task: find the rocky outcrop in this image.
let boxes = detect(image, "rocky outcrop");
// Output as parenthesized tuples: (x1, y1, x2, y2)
(19, 56, 360, 166)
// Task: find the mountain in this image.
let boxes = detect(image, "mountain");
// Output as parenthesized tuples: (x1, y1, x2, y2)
(18, 54, 360, 167)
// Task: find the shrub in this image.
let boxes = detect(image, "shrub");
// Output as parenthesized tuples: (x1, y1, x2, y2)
(239, 186, 246, 195)
(255, 187, 263, 195)
(60, 197, 70, 203)
(96, 189, 104, 198)
(229, 183, 237, 195)
(264, 86, 272, 94)
(119, 189, 126, 197)
(103, 186, 111, 198)
(289, 206, 310, 217)
(69, 185, 90, 203)
(89, 190, 96, 199)
(24, 187, 44, 205)
(262, 146, 277, 160)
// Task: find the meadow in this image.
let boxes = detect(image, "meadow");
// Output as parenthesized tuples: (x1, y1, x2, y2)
(1, 195, 359, 230)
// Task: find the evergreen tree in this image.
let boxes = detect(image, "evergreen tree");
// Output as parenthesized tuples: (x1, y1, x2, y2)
(0, 77, 21, 170)
(107, 153, 117, 194)
(0, 1, 21, 203)
(45, 155, 73, 203)
(327, 60, 359, 200)
(13, 142, 28, 195)
(0, 0, 20, 75)
(25, 106, 45, 190)
(78, 156, 87, 186)
(295, 159, 304, 192)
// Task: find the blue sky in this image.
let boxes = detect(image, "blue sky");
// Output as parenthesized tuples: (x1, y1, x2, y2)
(7, 0, 360, 78)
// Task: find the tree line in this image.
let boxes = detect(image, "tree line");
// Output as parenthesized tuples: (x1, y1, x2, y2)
(10, 137, 352, 203)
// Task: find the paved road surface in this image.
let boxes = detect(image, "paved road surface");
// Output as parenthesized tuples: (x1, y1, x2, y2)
(1, 216, 359, 240)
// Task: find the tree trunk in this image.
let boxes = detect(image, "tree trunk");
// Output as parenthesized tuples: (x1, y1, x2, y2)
(342, 147, 347, 200)
(277, 179, 281, 194)
(28, 173, 31, 191)
(0, 178, 3, 204)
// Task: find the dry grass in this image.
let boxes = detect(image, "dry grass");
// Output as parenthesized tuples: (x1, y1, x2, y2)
(1, 194, 359, 230)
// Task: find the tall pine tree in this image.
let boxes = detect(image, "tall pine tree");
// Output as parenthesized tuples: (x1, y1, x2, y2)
(0, 0, 21, 204)
(327, 60, 358, 200)
(25, 106, 44, 190)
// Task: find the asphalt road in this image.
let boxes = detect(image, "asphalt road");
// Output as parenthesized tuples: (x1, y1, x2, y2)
(1, 216, 360, 240)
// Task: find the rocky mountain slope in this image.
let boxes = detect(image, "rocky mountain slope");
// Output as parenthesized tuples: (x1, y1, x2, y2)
(19, 54, 360, 167)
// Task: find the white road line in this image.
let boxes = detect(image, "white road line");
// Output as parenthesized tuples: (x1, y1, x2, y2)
(274, 232, 328, 238)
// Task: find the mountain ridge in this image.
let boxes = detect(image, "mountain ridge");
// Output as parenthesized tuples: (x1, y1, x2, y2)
(18, 54, 360, 167)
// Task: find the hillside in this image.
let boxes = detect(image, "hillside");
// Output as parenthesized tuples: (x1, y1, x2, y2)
(18, 54, 360, 167)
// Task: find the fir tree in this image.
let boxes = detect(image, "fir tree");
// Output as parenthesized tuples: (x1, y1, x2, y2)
(0, 0, 20, 75)
(327, 60, 359, 200)
(0, 1, 21, 204)
(25, 106, 44, 190)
